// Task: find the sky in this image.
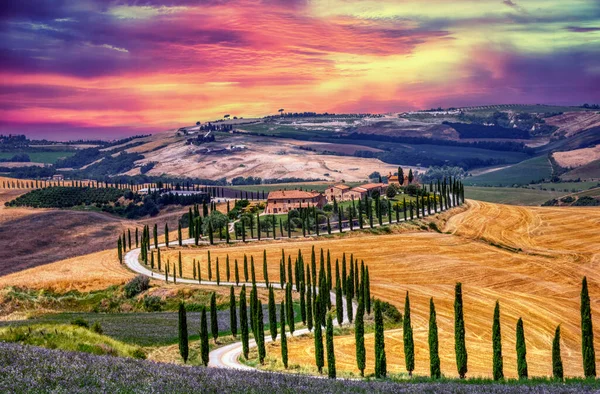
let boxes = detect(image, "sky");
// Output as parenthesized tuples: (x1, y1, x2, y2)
(1, 0, 599, 140)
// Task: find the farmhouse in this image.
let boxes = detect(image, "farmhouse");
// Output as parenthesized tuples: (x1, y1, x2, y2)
(264, 190, 327, 214)
(387, 172, 410, 187)
(346, 183, 386, 200)
(51, 174, 64, 181)
(324, 183, 352, 203)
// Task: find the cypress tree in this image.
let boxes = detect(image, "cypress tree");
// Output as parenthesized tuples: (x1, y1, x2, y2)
(193, 260, 197, 280)
(374, 300, 387, 378)
(172, 262, 176, 284)
(165, 223, 169, 247)
(492, 301, 504, 381)
(326, 315, 336, 379)
(286, 283, 295, 335)
(257, 300, 266, 364)
(314, 295, 324, 374)
(154, 223, 158, 248)
(403, 292, 415, 376)
(336, 281, 343, 325)
(552, 325, 564, 380)
(341, 254, 347, 295)
(188, 208, 194, 238)
(516, 317, 528, 380)
(269, 286, 277, 341)
(327, 250, 332, 291)
(117, 238, 123, 264)
(346, 277, 353, 323)
(365, 267, 371, 315)
(127, 228, 131, 250)
(355, 300, 366, 376)
(454, 282, 468, 379)
(210, 292, 218, 343)
(428, 297, 441, 379)
(197, 261, 201, 283)
(251, 256, 256, 286)
(208, 251, 212, 281)
(263, 250, 269, 287)
(226, 255, 231, 282)
(200, 307, 209, 366)
(216, 257, 220, 285)
(178, 252, 182, 278)
(240, 286, 249, 359)
(208, 220, 214, 244)
(307, 280, 313, 331)
(243, 254, 249, 282)
(178, 302, 188, 363)
(280, 301, 288, 368)
(581, 276, 596, 378)
(287, 257, 293, 287)
(178, 222, 182, 246)
(300, 282, 306, 324)
(230, 286, 238, 338)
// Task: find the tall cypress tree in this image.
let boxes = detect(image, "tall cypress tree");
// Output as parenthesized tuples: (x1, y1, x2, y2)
(365, 267, 371, 315)
(300, 282, 306, 325)
(251, 257, 256, 286)
(454, 282, 468, 379)
(286, 283, 295, 335)
(164, 223, 169, 247)
(178, 222, 182, 246)
(240, 286, 249, 359)
(492, 301, 504, 381)
(326, 250, 332, 290)
(428, 298, 441, 379)
(280, 301, 288, 369)
(200, 307, 209, 366)
(403, 292, 415, 376)
(314, 295, 324, 374)
(216, 257, 220, 285)
(346, 277, 353, 323)
(516, 317, 528, 380)
(210, 292, 218, 343)
(226, 255, 231, 282)
(208, 251, 212, 281)
(581, 276, 596, 378)
(336, 282, 343, 326)
(243, 255, 249, 282)
(263, 250, 269, 287)
(552, 325, 564, 380)
(355, 300, 366, 377)
(374, 300, 387, 378)
(178, 302, 188, 363)
(326, 315, 336, 379)
(307, 281, 313, 331)
(230, 286, 237, 338)
(234, 259, 240, 285)
(257, 300, 266, 364)
(268, 286, 277, 341)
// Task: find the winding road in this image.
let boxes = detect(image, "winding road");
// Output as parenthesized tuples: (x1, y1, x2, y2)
(124, 200, 455, 370)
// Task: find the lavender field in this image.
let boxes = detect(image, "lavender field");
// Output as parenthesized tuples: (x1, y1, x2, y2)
(1, 343, 597, 394)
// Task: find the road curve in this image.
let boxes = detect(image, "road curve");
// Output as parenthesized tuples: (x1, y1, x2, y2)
(124, 202, 455, 370)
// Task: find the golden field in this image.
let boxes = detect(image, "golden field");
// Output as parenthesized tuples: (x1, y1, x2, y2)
(164, 200, 600, 379)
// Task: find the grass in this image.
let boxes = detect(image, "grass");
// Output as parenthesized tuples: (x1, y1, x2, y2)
(0, 151, 75, 164)
(0, 323, 145, 358)
(464, 155, 553, 186)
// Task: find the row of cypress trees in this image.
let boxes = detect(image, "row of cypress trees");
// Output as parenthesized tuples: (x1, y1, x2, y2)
(371, 278, 596, 380)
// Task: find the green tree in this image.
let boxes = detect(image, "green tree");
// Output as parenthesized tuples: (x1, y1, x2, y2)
(257, 300, 266, 364)
(300, 282, 306, 325)
(240, 286, 249, 359)
(307, 281, 313, 331)
(210, 292, 219, 343)
(346, 277, 353, 323)
(230, 286, 237, 338)
(428, 298, 441, 379)
(365, 267, 371, 315)
(374, 300, 387, 378)
(263, 250, 269, 286)
(336, 282, 343, 326)
(268, 286, 277, 341)
(208, 251, 212, 281)
(286, 283, 295, 335)
(178, 302, 189, 363)
(408, 168, 414, 184)
(398, 166, 404, 185)
(314, 295, 324, 374)
(178, 222, 182, 246)
(454, 282, 468, 379)
(226, 255, 231, 282)
(243, 255, 249, 282)
(403, 292, 415, 376)
(552, 325, 564, 380)
(235, 259, 240, 285)
(280, 301, 288, 368)
(326, 315, 336, 379)
(492, 301, 504, 381)
(516, 317, 528, 380)
(355, 300, 366, 377)
(200, 307, 209, 366)
(216, 257, 220, 285)
(164, 223, 169, 247)
(117, 238, 123, 264)
(581, 276, 596, 378)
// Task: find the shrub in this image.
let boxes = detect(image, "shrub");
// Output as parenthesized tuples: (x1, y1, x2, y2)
(91, 322, 103, 334)
(124, 275, 150, 298)
(379, 301, 402, 323)
(142, 295, 164, 311)
(71, 318, 89, 328)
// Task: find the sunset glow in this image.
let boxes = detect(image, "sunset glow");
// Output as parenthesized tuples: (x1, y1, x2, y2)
(1, 0, 599, 138)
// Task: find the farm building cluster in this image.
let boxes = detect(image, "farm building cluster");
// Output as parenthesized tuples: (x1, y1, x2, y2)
(263, 174, 416, 214)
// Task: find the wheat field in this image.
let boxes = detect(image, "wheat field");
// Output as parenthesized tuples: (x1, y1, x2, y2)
(164, 200, 600, 379)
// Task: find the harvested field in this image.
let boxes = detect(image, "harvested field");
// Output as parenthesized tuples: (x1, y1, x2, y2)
(553, 145, 600, 168)
(216, 200, 600, 379)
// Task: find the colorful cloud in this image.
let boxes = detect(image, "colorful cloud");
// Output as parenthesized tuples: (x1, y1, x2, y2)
(1, 0, 599, 139)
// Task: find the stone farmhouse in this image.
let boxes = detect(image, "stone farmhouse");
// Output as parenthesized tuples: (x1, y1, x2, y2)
(324, 183, 352, 202)
(264, 190, 327, 214)
(346, 183, 386, 200)
(387, 172, 410, 187)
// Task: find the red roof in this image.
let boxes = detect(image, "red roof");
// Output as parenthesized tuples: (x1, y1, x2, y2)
(330, 184, 350, 190)
(352, 183, 385, 191)
(267, 190, 322, 200)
